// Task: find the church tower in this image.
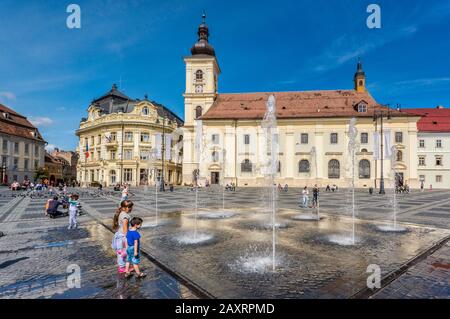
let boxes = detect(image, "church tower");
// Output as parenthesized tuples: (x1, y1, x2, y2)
(182, 13, 221, 184)
(354, 58, 366, 93)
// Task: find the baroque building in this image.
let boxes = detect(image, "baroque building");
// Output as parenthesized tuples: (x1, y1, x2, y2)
(0, 103, 46, 185)
(405, 106, 450, 189)
(182, 15, 422, 188)
(76, 85, 183, 187)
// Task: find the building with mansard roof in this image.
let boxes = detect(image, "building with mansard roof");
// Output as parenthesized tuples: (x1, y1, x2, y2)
(182, 14, 423, 188)
(75, 85, 183, 187)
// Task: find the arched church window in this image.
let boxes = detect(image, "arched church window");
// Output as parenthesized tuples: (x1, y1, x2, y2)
(359, 160, 370, 179)
(195, 106, 203, 119)
(299, 160, 310, 173)
(241, 159, 252, 173)
(196, 70, 203, 82)
(328, 159, 340, 179)
(396, 150, 403, 162)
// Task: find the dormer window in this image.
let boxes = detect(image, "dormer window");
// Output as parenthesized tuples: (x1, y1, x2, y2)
(358, 103, 367, 113)
(142, 107, 149, 115)
(3, 112, 10, 119)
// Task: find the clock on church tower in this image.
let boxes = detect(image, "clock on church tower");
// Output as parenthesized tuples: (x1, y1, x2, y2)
(195, 85, 203, 93)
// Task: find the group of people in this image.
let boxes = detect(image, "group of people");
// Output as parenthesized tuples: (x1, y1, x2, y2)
(325, 184, 338, 192)
(278, 184, 289, 192)
(45, 193, 80, 229)
(112, 200, 146, 278)
(301, 185, 320, 208)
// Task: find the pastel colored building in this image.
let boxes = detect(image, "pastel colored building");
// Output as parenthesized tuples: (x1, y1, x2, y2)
(182, 16, 422, 189)
(0, 103, 46, 185)
(75, 85, 183, 187)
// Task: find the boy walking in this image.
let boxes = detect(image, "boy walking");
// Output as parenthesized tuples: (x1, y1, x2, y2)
(125, 217, 146, 278)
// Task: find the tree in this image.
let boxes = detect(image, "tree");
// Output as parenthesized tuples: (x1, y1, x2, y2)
(34, 167, 47, 182)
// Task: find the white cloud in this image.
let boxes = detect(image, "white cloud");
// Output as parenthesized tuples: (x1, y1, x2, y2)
(395, 77, 450, 87)
(0, 91, 16, 101)
(45, 144, 57, 152)
(29, 116, 54, 127)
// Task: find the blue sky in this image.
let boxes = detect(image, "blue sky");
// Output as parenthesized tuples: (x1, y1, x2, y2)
(0, 0, 449, 150)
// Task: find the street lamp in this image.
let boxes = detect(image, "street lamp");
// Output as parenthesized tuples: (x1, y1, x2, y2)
(373, 105, 391, 195)
(160, 117, 167, 192)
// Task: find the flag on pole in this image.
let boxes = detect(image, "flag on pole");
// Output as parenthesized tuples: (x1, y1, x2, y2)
(384, 131, 392, 159)
(165, 135, 172, 160)
(155, 133, 162, 159)
(373, 132, 380, 160)
(85, 141, 90, 159)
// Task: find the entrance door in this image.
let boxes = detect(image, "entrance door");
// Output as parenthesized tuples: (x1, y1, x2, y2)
(211, 172, 220, 185)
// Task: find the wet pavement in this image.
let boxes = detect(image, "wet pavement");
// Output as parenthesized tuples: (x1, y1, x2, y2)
(0, 186, 449, 298)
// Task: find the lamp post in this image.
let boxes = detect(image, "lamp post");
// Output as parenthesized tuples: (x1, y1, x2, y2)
(160, 117, 166, 192)
(373, 105, 391, 195)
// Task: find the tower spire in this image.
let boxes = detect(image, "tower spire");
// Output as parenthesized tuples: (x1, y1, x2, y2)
(354, 57, 366, 92)
(190, 11, 216, 56)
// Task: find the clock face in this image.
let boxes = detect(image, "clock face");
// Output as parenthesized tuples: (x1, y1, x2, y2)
(195, 85, 203, 93)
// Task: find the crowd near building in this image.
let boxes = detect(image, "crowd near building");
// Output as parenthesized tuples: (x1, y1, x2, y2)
(75, 85, 183, 187)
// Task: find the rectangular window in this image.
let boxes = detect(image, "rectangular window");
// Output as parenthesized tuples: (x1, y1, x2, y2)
(419, 139, 425, 148)
(1, 156, 7, 165)
(2, 140, 7, 152)
(301, 133, 308, 144)
(124, 149, 133, 160)
(212, 134, 220, 144)
(395, 132, 403, 143)
(244, 134, 250, 145)
(14, 143, 19, 154)
(97, 151, 101, 160)
(110, 132, 117, 141)
(124, 132, 133, 142)
(35, 145, 39, 157)
(436, 140, 442, 148)
(361, 133, 368, 144)
(140, 150, 150, 160)
(24, 143, 29, 155)
(418, 156, 426, 166)
(436, 175, 442, 183)
(34, 160, 39, 169)
(330, 133, 338, 144)
(124, 169, 133, 182)
(91, 136, 95, 145)
(13, 158, 18, 170)
(141, 133, 150, 143)
(24, 159, 29, 170)
(110, 151, 116, 160)
(436, 155, 443, 166)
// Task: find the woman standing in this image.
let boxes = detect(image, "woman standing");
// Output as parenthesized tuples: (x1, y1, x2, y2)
(112, 200, 134, 273)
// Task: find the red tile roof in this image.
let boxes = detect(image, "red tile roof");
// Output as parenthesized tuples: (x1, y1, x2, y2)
(403, 107, 450, 132)
(0, 103, 45, 142)
(201, 90, 411, 120)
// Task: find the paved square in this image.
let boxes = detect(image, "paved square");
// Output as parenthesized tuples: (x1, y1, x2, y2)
(0, 186, 449, 299)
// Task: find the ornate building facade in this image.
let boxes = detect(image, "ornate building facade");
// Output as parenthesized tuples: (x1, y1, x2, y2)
(76, 85, 183, 187)
(182, 15, 422, 188)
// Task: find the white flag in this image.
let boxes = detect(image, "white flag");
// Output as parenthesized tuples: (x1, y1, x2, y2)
(384, 131, 392, 159)
(165, 135, 172, 160)
(155, 133, 162, 160)
(373, 132, 380, 160)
